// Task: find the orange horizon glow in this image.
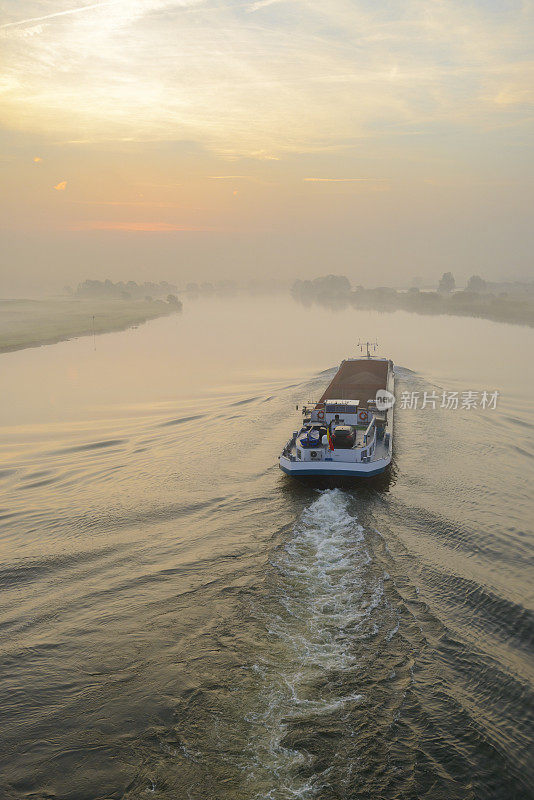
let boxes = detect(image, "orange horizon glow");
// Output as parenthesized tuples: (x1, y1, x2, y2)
(73, 221, 225, 232)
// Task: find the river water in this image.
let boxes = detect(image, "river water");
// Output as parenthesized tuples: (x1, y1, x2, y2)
(0, 297, 532, 799)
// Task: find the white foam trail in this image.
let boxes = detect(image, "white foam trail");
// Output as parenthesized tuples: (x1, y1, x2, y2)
(247, 489, 387, 799)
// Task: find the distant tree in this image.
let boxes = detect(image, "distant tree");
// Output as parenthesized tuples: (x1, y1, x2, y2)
(438, 272, 456, 293)
(291, 275, 352, 309)
(312, 274, 351, 295)
(419, 291, 443, 309)
(75, 278, 180, 300)
(366, 286, 398, 308)
(291, 279, 315, 306)
(466, 275, 487, 293)
(450, 290, 480, 307)
(76, 279, 102, 296)
(186, 282, 199, 294)
(167, 294, 181, 306)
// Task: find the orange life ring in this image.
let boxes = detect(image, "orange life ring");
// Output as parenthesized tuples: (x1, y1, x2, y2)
(317, 410, 325, 420)
(358, 410, 368, 422)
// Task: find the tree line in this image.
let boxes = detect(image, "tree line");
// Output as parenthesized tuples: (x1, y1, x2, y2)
(72, 279, 181, 307)
(291, 274, 534, 327)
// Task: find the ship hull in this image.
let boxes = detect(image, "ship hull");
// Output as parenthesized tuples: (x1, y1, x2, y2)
(279, 454, 391, 478)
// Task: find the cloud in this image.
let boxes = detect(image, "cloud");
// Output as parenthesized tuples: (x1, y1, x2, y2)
(249, 151, 280, 161)
(208, 175, 253, 179)
(76, 221, 222, 232)
(247, 0, 292, 13)
(304, 177, 385, 182)
(1, 0, 532, 202)
(0, 2, 117, 30)
(73, 200, 187, 207)
(3, 0, 531, 159)
(53, 181, 67, 191)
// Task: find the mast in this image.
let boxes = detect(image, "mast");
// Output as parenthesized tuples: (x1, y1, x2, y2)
(357, 339, 378, 358)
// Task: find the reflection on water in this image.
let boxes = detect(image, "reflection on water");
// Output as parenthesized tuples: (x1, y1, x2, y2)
(0, 298, 533, 799)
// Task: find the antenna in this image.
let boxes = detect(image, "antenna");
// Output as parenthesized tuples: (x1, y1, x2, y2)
(357, 339, 378, 358)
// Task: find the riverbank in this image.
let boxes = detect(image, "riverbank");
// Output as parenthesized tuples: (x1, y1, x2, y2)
(0, 296, 182, 354)
(292, 279, 534, 327)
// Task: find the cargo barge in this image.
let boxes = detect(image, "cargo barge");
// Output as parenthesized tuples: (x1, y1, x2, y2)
(279, 346, 394, 479)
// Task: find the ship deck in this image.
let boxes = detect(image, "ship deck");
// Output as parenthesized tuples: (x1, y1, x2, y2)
(286, 436, 390, 462)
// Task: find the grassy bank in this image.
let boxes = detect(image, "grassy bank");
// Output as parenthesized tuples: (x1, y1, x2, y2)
(0, 297, 182, 354)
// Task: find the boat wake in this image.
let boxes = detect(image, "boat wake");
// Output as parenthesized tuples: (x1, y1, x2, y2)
(245, 490, 395, 799)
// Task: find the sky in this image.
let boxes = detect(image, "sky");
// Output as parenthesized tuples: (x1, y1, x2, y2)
(1, 0, 533, 293)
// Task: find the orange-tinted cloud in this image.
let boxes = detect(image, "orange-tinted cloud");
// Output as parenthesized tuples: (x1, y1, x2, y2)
(209, 175, 252, 179)
(75, 221, 223, 232)
(304, 177, 385, 182)
(73, 200, 186, 208)
(53, 180, 67, 191)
